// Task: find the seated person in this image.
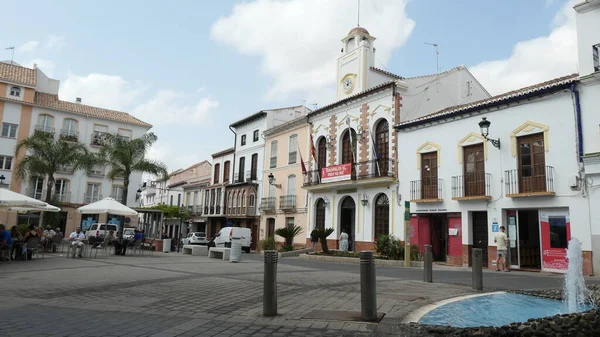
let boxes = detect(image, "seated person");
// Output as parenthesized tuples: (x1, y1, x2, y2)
(69, 226, 86, 258)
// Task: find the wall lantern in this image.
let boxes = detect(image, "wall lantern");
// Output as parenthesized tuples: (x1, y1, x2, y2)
(478, 117, 501, 149)
(268, 172, 281, 189)
(361, 193, 368, 206)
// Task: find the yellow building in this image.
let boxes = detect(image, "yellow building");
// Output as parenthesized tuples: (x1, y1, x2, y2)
(260, 117, 310, 246)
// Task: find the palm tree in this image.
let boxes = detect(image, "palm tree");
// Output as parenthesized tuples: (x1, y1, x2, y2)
(275, 225, 303, 248)
(314, 228, 335, 254)
(99, 132, 168, 206)
(15, 131, 93, 201)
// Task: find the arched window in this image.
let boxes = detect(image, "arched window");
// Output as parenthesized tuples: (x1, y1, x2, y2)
(270, 141, 278, 168)
(374, 194, 390, 239)
(249, 194, 255, 206)
(61, 119, 78, 140)
(317, 137, 327, 169)
(341, 129, 357, 164)
(232, 192, 238, 215)
(375, 119, 390, 176)
(288, 134, 298, 164)
(9, 86, 21, 97)
(227, 192, 232, 215)
(315, 198, 326, 230)
(287, 175, 296, 196)
(237, 192, 242, 214)
(36, 114, 54, 133)
(54, 179, 70, 202)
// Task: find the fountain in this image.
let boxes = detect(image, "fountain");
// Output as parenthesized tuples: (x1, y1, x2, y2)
(563, 238, 593, 313)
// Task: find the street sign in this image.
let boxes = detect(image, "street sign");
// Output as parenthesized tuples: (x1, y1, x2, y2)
(492, 222, 499, 232)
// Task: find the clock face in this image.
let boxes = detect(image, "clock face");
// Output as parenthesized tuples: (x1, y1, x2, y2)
(343, 77, 353, 92)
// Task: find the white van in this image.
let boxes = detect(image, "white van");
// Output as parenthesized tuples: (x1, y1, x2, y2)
(85, 223, 120, 240)
(214, 227, 252, 253)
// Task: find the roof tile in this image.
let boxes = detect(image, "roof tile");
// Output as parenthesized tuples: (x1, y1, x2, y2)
(0, 62, 36, 86)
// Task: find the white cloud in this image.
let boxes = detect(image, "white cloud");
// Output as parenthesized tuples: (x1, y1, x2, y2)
(470, 0, 578, 95)
(132, 90, 219, 126)
(24, 59, 55, 76)
(46, 35, 66, 49)
(210, 0, 414, 103)
(18, 41, 39, 52)
(59, 73, 147, 110)
(146, 139, 202, 172)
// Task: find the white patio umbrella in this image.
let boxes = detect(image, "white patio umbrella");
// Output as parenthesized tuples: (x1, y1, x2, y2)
(0, 188, 52, 209)
(9, 203, 61, 213)
(76, 197, 138, 216)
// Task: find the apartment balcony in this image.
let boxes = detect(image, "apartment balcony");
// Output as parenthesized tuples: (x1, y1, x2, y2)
(196, 205, 203, 215)
(90, 131, 107, 147)
(57, 164, 75, 174)
(410, 179, 444, 203)
(59, 129, 79, 142)
(260, 197, 276, 213)
(505, 165, 555, 198)
(26, 189, 71, 203)
(88, 166, 105, 178)
(451, 173, 492, 201)
(234, 173, 244, 183)
(84, 193, 102, 204)
(303, 158, 395, 191)
(279, 195, 296, 212)
(245, 170, 258, 182)
(34, 124, 55, 136)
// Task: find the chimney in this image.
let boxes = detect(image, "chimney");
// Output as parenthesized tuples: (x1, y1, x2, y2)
(33, 63, 37, 69)
(76, 97, 82, 104)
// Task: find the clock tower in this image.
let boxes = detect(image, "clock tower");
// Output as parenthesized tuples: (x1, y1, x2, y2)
(336, 26, 376, 99)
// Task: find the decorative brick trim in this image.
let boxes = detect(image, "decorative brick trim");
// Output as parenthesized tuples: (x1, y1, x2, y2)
(462, 244, 473, 267)
(328, 115, 338, 166)
(359, 103, 370, 175)
(308, 123, 314, 171)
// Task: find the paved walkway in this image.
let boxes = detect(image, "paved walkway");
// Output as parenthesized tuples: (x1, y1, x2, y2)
(0, 252, 594, 336)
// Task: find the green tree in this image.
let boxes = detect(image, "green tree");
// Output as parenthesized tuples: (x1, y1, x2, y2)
(150, 203, 190, 221)
(275, 225, 303, 248)
(314, 227, 335, 254)
(15, 131, 94, 202)
(99, 132, 168, 206)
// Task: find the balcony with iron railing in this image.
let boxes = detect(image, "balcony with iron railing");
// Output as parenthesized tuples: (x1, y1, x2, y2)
(245, 170, 258, 182)
(84, 193, 102, 204)
(88, 166, 105, 178)
(410, 179, 444, 202)
(303, 158, 395, 189)
(260, 197, 276, 213)
(234, 173, 244, 183)
(196, 205, 203, 215)
(505, 165, 555, 197)
(26, 189, 71, 203)
(59, 129, 79, 142)
(90, 131, 108, 146)
(34, 124, 55, 135)
(57, 164, 75, 174)
(451, 173, 492, 200)
(279, 195, 296, 211)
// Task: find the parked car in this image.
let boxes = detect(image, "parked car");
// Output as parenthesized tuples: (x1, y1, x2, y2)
(214, 227, 251, 253)
(181, 232, 207, 246)
(123, 227, 136, 240)
(85, 223, 119, 240)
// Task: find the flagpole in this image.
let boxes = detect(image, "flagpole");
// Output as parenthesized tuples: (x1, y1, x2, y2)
(370, 132, 381, 176)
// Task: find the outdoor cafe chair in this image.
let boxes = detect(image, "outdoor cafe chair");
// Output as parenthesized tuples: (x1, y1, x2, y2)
(25, 237, 44, 260)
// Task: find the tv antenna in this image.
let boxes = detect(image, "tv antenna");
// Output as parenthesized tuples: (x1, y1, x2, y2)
(357, 0, 360, 26)
(5, 46, 15, 64)
(424, 42, 439, 74)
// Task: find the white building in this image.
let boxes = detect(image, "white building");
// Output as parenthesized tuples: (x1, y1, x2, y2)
(225, 106, 309, 250)
(304, 26, 489, 251)
(395, 0, 600, 275)
(0, 61, 151, 233)
(204, 147, 234, 238)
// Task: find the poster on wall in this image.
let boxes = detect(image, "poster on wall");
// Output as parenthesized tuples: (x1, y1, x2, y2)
(540, 209, 571, 272)
(321, 163, 352, 183)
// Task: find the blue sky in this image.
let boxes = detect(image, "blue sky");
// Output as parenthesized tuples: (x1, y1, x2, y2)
(0, 0, 578, 172)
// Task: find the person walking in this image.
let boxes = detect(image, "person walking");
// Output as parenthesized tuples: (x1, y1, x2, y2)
(494, 225, 509, 272)
(339, 229, 349, 252)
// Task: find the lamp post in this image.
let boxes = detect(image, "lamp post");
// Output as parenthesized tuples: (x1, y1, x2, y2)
(478, 117, 501, 149)
(361, 193, 368, 206)
(178, 204, 185, 253)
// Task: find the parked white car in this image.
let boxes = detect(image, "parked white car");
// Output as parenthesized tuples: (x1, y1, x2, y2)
(181, 232, 207, 245)
(85, 223, 119, 240)
(123, 227, 136, 240)
(214, 227, 251, 253)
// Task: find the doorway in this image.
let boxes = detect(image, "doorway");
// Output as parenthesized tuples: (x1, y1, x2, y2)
(266, 218, 275, 238)
(516, 210, 541, 270)
(430, 214, 447, 262)
(472, 211, 489, 268)
(340, 197, 356, 251)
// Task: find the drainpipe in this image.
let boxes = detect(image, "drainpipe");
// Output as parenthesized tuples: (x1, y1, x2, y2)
(570, 83, 584, 162)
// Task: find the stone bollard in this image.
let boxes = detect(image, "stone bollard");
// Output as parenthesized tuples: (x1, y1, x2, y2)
(472, 248, 483, 290)
(360, 251, 378, 322)
(423, 244, 433, 283)
(263, 250, 278, 316)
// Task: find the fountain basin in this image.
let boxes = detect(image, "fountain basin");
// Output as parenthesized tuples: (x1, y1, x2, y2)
(418, 293, 595, 328)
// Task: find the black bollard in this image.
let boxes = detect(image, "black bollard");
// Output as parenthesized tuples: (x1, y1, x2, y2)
(472, 248, 483, 290)
(263, 250, 278, 316)
(360, 251, 377, 321)
(423, 244, 433, 283)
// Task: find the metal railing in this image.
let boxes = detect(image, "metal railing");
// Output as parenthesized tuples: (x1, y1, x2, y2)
(410, 179, 444, 200)
(84, 193, 102, 204)
(246, 170, 258, 181)
(260, 197, 276, 212)
(204, 206, 209, 214)
(88, 166, 105, 178)
(196, 205, 203, 214)
(354, 158, 394, 180)
(55, 192, 71, 203)
(234, 173, 244, 183)
(248, 206, 255, 215)
(209, 205, 214, 214)
(505, 165, 554, 195)
(57, 165, 74, 173)
(279, 195, 296, 210)
(451, 173, 491, 198)
(59, 129, 79, 142)
(216, 205, 221, 214)
(34, 124, 55, 134)
(90, 131, 107, 146)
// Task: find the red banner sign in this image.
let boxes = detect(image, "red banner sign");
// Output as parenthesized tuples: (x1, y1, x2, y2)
(321, 163, 352, 183)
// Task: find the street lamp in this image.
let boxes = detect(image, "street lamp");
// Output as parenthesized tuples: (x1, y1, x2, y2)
(0, 175, 7, 188)
(478, 117, 501, 149)
(361, 193, 368, 206)
(268, 172, 281, 188)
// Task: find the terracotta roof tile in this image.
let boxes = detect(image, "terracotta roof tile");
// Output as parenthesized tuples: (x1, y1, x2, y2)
(0, 62, 36, 86)
(370, 67, 402, 79)
(35, 92, 152, 127)
(397, 73, 579, 128)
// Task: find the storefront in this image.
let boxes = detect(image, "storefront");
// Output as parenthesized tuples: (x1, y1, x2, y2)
(409, 211, 463, 265)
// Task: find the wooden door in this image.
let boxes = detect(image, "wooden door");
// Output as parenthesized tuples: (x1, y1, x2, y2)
(472, 211, 489, 268)
(518, 134, 546, 193)
(463, 144, 485, 196)
(421, 152, 438, 199)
